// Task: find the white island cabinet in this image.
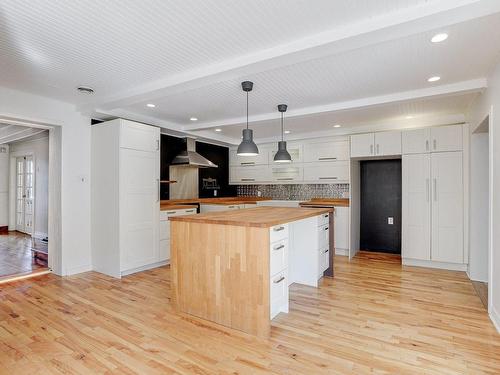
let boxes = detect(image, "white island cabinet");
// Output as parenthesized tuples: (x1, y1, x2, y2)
(91, 118, 161, 278)
(160, 207, 197, 263)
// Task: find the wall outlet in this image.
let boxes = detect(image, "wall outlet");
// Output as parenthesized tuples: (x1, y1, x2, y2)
(257, 191, 262, 197)
(388, 217, 394, 225)
(213, 189, 218, 197)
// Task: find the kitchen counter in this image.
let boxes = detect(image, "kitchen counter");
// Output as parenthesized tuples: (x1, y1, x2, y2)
(169, 206, 332, 227)
(160, 204, 197, 211)
(300, 198, 350, 207)
(161, 197, 271, 205)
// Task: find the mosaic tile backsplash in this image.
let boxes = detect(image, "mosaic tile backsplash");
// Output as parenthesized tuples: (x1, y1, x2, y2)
(236, 184, 349, 200)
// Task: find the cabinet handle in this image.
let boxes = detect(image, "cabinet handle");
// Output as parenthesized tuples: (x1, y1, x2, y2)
(277, 178, 293, 181)
(433, 139, 437, 150)
(156, 139, 160, 151)
(273, 276, 285, 284)
(426, 178, 430, 202)
(426, 140, 429, 151)
(157, 179, 160, 202)
(433, 178, 437, 201)
(273, 226, 285, 232)
(240, 162, 255, 165)
(241, 178, 255, 182)
(319, 177, 338, 180)
(324, 227, 329, 231)
(323, 214, 329, 218)
(227, 205, 236, 208)
(273, 244, 285, 251)
(318, 157, 337, 161)
(370, 144, 373, 155)
(323, 249, 329, 254)
(166, 211, 176, 215)
(376, 144, 380, 154)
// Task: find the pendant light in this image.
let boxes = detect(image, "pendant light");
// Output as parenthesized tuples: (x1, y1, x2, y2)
(274, 104, 292, 163)
(237, 81, 259, 156)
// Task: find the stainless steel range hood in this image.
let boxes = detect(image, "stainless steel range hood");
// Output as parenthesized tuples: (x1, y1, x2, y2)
(171, 137, 218, 168)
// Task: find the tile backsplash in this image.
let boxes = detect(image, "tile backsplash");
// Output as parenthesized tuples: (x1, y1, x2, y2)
(237, 184, 349, 200)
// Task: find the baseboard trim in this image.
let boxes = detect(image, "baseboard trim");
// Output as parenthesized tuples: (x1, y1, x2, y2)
(121, 260, 168, 277)
(335, 248, 349, 256)
(402, 258, 468, 271)
(490, 306, 500, 334)
(65, 264, 92, 276)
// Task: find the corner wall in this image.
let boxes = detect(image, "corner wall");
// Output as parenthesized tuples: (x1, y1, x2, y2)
(0, 87, 91, 276)
(467, 60, 500, 332)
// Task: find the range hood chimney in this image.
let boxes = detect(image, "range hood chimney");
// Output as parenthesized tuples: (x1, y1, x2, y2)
(171, 138, 218, 168)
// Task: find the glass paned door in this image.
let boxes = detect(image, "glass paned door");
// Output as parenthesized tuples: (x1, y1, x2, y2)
(15, 156, 34, 234)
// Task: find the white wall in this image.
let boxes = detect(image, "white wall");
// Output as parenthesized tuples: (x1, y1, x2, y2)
(9, 135, 49, 238)
(0, 87, 91, 276)
(469, 132, 489, 282)
(0, 144, 9, 227)
(467, 60, 500, 332)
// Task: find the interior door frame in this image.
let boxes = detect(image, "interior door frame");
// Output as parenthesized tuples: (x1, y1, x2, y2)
(0, 115, 62, 275)
(10, 151, 36, 235)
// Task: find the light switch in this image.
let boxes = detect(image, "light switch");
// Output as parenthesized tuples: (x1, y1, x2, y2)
(388, 217, 394, 225)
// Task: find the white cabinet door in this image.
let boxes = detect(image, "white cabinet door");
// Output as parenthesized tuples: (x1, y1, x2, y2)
(350, 133, 375, 158)
(229, 149, 269, 166)
(402, 128, 431, 154)
(120, 120, 160, 152)
(303, 161, 349, 182)
(270, 165, 303, 183)
(333, 206, 349, 251)
(230, 166, 271, 184)
(303, 141, 349, 162)
(430, 125, 462, 152)
(431, 152, 463, 263)
(374, 131, 401, 156)
(402, 154, 431, 260)
(120, 148, 159, 271)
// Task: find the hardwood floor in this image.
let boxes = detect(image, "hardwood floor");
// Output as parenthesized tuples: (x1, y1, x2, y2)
(472, 280, 489, 309)
(0, 252, 499, 374)
(0, 231, 47, 277)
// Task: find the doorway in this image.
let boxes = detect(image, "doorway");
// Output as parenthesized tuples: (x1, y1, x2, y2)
(360, 159, 402, 254)
(15, 155, 35, 234)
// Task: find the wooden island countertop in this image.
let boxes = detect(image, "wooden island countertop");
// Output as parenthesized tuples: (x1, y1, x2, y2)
(169, 206, 332, 227)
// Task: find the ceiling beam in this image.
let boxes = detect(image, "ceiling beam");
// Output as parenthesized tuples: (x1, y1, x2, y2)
(182, 78, 487, 131)
(0, 128, 46, 144)
(78, 0, 499, 115)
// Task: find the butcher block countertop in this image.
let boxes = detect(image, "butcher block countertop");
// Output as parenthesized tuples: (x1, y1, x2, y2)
(299, 198, 350, 207)
(161, 197, 271, 205)
(169, 206, 332, 228)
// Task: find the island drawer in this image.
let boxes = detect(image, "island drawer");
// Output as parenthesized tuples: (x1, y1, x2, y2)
(270, 269, 288, 319)
(318, 212, 330, 226)
(270, 223, 288, 243)
(270, 239, 288, 276)
(318, 223, 330, 249)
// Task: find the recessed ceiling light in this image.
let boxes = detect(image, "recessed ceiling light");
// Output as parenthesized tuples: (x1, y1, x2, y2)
(431, 33, 448, 43)
(405, 115, 414, 119)
(190, 117, 198, 121)
(76, 86, 94, 94)
(284, 130, 291, 134)
(146, 103, 155, 108)
(215, 128, 222, 132)
(333, 124, 341, 128)
(428, 76, 441, 82)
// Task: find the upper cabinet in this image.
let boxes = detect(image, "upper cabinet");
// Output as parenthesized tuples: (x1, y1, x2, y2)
(350, 131, 401, 158)
(303, 140, 349, 162)
(229, 148, 269, 166)
(120, 119, 160, 152)
(270, 143, 303, 163)
(402, 125, 462, 154)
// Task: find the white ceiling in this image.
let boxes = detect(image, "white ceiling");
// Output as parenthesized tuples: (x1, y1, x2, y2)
(0, 0, 499, 144)
(0, 124, 46, 144)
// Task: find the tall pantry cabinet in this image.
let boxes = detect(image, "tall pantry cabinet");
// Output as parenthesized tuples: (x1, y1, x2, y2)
(402, 125, 465, 267)
(91, 119, 161, 278)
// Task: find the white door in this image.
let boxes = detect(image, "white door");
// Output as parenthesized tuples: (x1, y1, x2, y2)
(431, 152, 463, 263)
(374, 131, 402, 156)
(402, 128, 431, 154)
(430, 125, 462, 153)
(350, 133, 375, 158)
(402, 154, 431, 260)
(15, 156, 34, 234)
(303, 141, 349, 162)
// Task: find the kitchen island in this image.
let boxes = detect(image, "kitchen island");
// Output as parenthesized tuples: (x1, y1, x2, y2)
(170, 206, 333, 337)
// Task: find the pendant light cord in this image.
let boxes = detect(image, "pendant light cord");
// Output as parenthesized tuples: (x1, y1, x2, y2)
(281, 112, 284, 141)
(246, 91, 249, 130)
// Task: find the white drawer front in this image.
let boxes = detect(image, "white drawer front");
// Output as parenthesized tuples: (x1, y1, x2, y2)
(159, 239, 169, 262)
(317, 212, 330, 226)
(270, 269, 288, 319)
(270, 224, 288, 243)
(318, 224, 330, 250)
(270, 239, 288, 276)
